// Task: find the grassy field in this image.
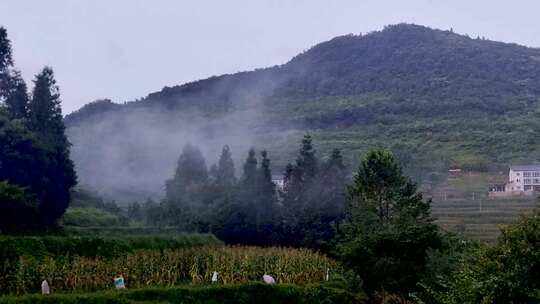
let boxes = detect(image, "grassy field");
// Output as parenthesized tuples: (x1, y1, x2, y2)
(429, 172, 539, 242)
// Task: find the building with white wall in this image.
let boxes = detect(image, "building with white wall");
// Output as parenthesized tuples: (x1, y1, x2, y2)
(489, 165, 540, 196)
(506, 165, 540, 192)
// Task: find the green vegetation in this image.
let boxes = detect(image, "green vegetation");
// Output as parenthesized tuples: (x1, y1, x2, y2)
(61, 207, 120, 227)
(1, 246, 336, 295)
(0, 234, 221, 259)
(420, 210, 540, 303)
(0, 283, 363, 304)
(337, 148, 442, 299)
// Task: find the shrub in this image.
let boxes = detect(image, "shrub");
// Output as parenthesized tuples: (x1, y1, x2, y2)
(61, 207, 119, 227)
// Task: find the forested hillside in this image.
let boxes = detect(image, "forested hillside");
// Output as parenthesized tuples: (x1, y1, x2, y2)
(66, 23, 540, 201)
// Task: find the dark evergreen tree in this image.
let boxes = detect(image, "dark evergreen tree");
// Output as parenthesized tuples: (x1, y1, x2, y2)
(28, 67, 64, 141)
(281, 134, 320, 246)
(216, 145, 236, 189)
(0, 27, 13, 100)
(257, 150, 275, 199)
(165, 143, 208, 229)
(241, 148, 257, 187)
(301, 148, 348, 250)
(0, 27, 11, 71)
(0, 27, 27, 119)
(165, 143, 208, 202)
(337, 148, 442, 298)
(255, 150, 278, 242)
(213, 148, 279, 245)
(27, 67, 77, 227)
(4, 70, 29, 119)
(283, 134, 318, 207)
(296, 133, 318, 181)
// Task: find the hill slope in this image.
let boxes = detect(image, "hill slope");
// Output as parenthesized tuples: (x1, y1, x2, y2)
(66, 24, 540, 201)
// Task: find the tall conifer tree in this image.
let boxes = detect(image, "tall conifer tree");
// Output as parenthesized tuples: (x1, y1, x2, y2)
(216, 145, 236, 189)
(27, 67, 77, 227)
(4, 71, 29, 119)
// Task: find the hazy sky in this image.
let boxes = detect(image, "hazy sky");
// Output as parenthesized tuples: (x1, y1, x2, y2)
(1, 0, 539, 114)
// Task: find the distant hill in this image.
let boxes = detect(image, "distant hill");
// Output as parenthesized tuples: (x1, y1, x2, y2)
(66, 24, 540, 202)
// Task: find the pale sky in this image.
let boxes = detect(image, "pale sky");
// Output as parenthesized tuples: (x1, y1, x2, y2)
(1, 0, 539, 114)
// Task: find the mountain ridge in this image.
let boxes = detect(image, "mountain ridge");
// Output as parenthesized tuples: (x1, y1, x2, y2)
(65, 23, 540, 201)
(66, 23, 540, 125)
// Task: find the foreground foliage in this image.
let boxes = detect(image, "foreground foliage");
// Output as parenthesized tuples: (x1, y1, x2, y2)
(423, 210, 540, 304)
(0, 246, 337, 295)
(0, 283, 363, 304)
(338, 148, 442, 298)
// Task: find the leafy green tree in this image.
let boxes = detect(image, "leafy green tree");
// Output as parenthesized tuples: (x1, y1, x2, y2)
(27, 67, 77, 227)
(0, 110, 47, 194)
(337, 148, 442, 298)
(434, 211, 540, 304)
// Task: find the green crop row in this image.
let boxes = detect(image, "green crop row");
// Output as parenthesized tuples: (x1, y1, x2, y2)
(0, 246, 339, 295)
(0, 234, 222, 260)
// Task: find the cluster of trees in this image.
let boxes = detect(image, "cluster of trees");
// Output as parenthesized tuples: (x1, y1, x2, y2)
(126, 134, 347, 249)
(0, 27, 76, 232)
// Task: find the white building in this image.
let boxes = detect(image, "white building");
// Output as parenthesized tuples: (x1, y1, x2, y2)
(272, 176, 285, 191)
(490, 165, 540, 196)
(506, 165, 540, 192)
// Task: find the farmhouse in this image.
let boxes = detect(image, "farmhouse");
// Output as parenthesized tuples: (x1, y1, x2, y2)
(272, 176, 285, 191)
(489, 165, 540, 197)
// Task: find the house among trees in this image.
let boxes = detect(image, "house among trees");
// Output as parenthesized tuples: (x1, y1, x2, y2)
(272, 175, 284, 191)
(489, 165, 540, 197)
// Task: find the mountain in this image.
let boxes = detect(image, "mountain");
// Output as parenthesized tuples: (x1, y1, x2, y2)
(65, 23, 540, 202)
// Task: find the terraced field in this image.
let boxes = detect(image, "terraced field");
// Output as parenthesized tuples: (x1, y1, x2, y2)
(429, 172, 539, 242)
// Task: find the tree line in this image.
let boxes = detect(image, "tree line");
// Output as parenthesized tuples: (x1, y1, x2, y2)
(0, 27, 76, 232)
(126, 134, 347, 250)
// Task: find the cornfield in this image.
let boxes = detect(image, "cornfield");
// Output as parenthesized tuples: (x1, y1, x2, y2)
(0, 246, 339, 295)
